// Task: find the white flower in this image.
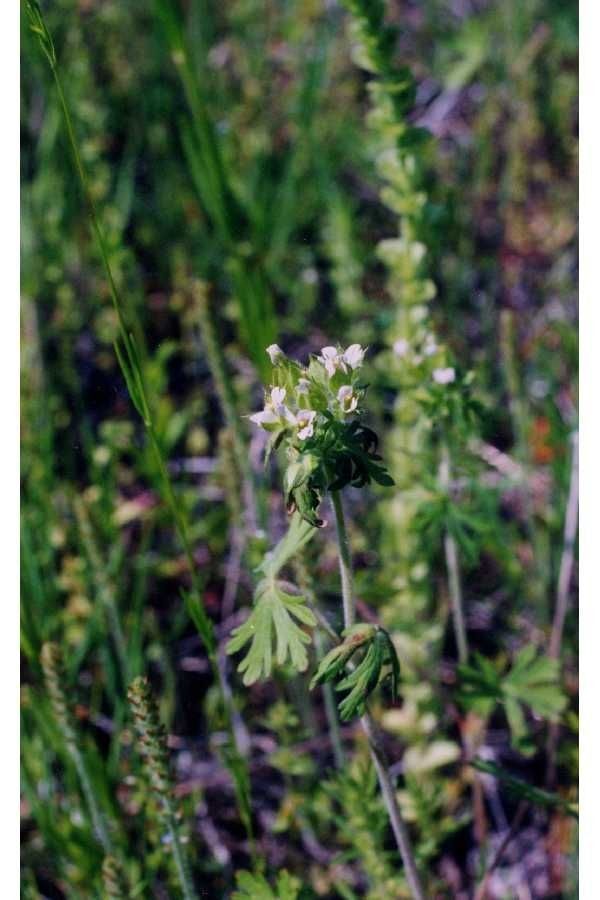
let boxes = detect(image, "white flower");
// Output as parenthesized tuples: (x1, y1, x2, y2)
(297, 377, 310, 395)
(433, 367, 456, 385)
(423, 337, 438, 357)
(393, 338, 409, 358)
(249, 386, 295, 430)
(342, 343, 365, 370)
(249, 408, 279, 428)
(295, 409, 316, 440)
(317, 343, 365, 377)
(337, 385, 358, 414)
(318, 346, 341, 377)
(266, 343, 284, 364)
(269, 386, 287, 409)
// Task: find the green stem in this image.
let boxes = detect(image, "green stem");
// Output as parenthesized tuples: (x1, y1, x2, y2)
(70, 740, 112, 854)
(439, 444, 468, 664)
(165, 809, 197, 900)
(330, 490, 355, 628)
(329, 491, 426, 900)
(73, 497, 129, 683)
(315, 630, 346, 770)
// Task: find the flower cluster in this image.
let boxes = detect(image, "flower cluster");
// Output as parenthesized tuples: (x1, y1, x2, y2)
(250, 343, 365, 442)
(391, 332, 456, 387)
(248, 343, 393, 526)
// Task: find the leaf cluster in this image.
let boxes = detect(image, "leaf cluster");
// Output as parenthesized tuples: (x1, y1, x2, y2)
(232, 869, 302, 900)
(311, 624, 400, 721)
(458, 646, 566, 754)
(226, 515, 317, 684)
(284, 417, 394, 527)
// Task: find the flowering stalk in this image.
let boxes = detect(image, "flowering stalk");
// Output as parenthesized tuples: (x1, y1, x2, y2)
(40, 643, 112, 854)
(102, 856, 129, 899)
(127, 677, 197, 900)
(339, 0, 477, 677)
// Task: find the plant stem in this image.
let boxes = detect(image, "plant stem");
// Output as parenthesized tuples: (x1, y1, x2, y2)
(293, 557, 346, 769)
(546, 429, 578, 786)
(330, 490, 355, 629)
(315, 630, 346, 770)
(73, 497, 129, 684)
(165, 809, 196, 900)
(439, 444, 468, 664)
(330, 490, 426, 900)
(500, 310, 547, 607)
(549, 430, 579, 660)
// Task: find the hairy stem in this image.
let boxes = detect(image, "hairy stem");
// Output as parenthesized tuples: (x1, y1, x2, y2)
(330, 491, 426, 900)
(330, 490, 355, 629)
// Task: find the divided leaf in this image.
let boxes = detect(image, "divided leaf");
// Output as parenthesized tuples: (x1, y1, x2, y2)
(232, 869, 302, 900)
(226, 580, 316, 685)
(458, 646, 566, 755)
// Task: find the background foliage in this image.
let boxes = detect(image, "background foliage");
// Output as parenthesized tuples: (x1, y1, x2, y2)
(21, 0, 577, 897)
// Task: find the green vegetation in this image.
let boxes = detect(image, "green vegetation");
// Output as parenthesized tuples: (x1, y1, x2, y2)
(21, 0, 577, 896)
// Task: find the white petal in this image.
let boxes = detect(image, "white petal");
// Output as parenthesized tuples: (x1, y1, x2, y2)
(297, 424, 313, 440)
(393, 338, 409, 358)
(320, 346, 338, 360)
(343, 344, 365, 369)
(266, 344, 284, 364)
(433, 367, 456, 385)
(249, 409, 279, 428)
(281, 406, 298, 425)
(337, 385, 353, 402)
(270, 386, 287, 407)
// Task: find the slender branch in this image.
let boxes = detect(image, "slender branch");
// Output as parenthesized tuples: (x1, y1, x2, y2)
(293, 558, 345, 769)
(439, 444, 468, 664)
(473, 801, 529, 900)
(546, 430, 579, 786)
(315, 630, 346, 770)
(330, 490, 356, 629)
(330, 491, 426, 900)
(549, 430, 579, 660)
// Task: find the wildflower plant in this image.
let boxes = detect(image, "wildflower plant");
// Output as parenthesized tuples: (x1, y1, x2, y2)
(231, 342, 425, 900)
(248, 343, 393, 528)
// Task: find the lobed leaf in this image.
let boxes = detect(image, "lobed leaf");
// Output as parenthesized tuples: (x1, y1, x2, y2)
(226, 579, 316, 685)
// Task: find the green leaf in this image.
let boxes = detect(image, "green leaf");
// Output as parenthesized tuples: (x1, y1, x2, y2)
(458, 647, 567, 753)
(310, 626, 400, 721)
(258, 513, 316, 579)
(232, 869, 302, 900)
(472, 759, 578, 819)
(226, 579, 316, 685)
